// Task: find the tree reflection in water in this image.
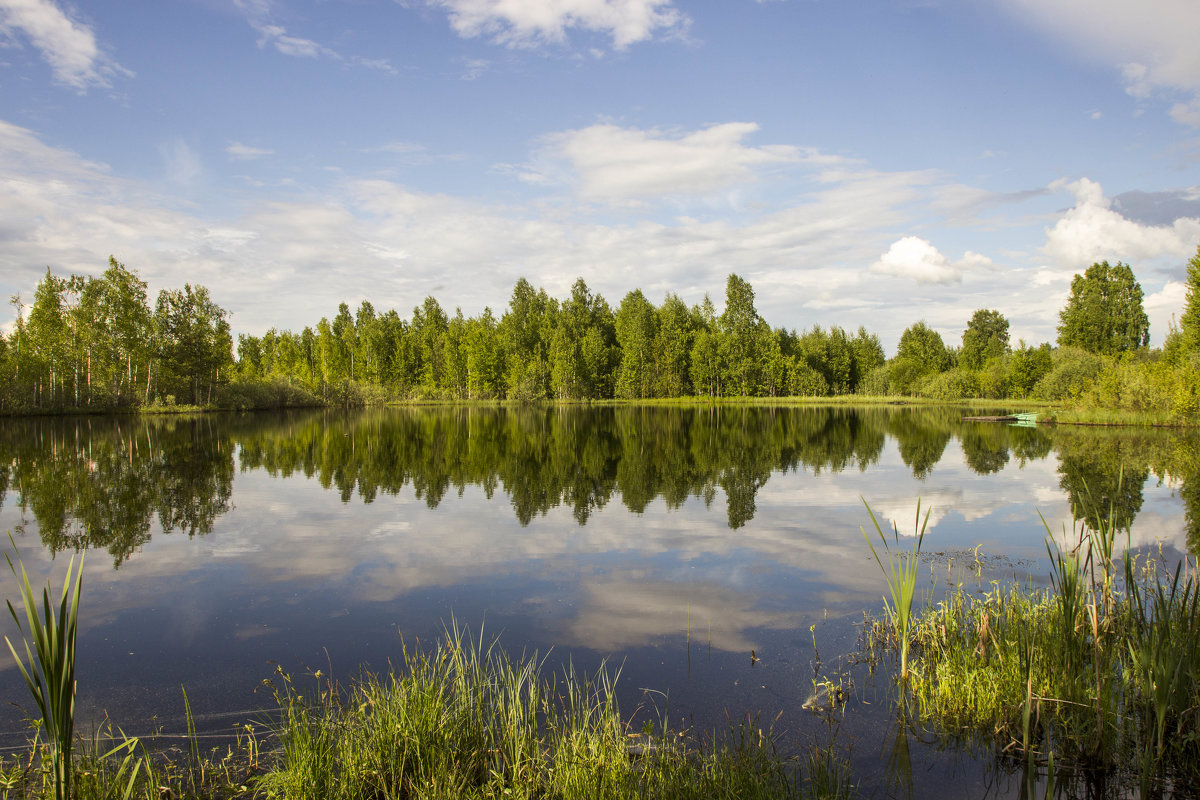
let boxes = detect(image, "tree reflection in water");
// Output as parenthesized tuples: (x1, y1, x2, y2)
(2, 406, 1198, 565)
(0, 415, 232, 566)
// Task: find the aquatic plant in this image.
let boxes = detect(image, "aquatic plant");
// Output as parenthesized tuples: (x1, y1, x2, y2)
(4, 539, 84, 800)
(861, 499, 928, 684)
(887, 499, 1200, 794)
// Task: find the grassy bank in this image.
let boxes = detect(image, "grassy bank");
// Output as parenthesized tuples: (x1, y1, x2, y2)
(1042, 406, 1199, 427)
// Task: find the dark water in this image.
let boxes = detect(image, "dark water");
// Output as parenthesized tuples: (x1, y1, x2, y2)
(1, 406, 1196, 795)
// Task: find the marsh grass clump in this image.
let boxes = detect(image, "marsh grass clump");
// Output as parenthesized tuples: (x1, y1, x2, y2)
(886, 499, 1200, 794)
(250, 624, 836, 800)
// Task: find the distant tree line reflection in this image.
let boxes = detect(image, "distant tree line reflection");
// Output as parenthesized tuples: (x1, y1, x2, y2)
(1, 407, 1197, 566)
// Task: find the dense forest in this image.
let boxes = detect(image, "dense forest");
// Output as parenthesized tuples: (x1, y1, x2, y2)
(2, 248, 1199, 417)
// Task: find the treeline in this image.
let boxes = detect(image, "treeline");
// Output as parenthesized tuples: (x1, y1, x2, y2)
(3, 248, 1200, 416)
(230, 275, 889, 404)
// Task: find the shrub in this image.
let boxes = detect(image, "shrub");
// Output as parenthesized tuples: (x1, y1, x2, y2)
(916, 368, 979, 400)
(1032, 346, 1103, 401)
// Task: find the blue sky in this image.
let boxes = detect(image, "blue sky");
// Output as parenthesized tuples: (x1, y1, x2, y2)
(2, 0, 1199, 351)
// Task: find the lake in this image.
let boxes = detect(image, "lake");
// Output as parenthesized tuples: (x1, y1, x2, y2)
(1, 405, 1196, 795)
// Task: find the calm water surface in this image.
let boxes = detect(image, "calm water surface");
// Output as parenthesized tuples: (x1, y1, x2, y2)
(1, 406, 1196, 796)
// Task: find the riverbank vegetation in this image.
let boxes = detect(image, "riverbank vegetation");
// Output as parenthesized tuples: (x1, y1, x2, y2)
(3, 248, 1199, 421)
(871, 500, 1200, 797)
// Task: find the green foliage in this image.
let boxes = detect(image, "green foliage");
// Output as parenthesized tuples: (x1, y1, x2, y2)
(719, 274, 761, 396)
(1031, 346, 1103, 401)
(154, 283, 234, 405)
(914, 367, 979, 400)
(652, 293, 696, 397)
(886, 358, 925, 396)
(217, 377, 322, 410)
(1057, 260, 1150, 355)
(902, 505, 1200, 794)
(959, 309, 1009, 370)
(1007, 341, 1052, 398)
(619, 289, 657, 398)
(8, 261, 1200, 412)
(856, 364, 890, 396)
(849, 326, 885, 390)
(1179, 245, 1200, 357)
(4, 540, 84, 800)
(795, 326, 855, 394)
(788, 359, 828, 397)
(690, 324, 723, 397)
(896, 321, 949, 373)
(888, 321, 950, 395)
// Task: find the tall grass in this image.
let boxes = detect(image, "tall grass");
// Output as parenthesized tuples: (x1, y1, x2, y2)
(888, 496, 1200, 794)
(4, 540, 84, 800)
(861, 499, 928, 684)
(250, 623, 830, 800)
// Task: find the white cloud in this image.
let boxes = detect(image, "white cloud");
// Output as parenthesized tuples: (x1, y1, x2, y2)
(0, 0, 125, 89)
(523, 122, 816, 205)
(1000, 0, 1200, 125)
(226, 142, 274, 161)
(425, 0, 688, 49)
(5, 117, 1138, 353)
(1171, 98, 1200, 127)
(0, 118, 942, 341)
(868, 236, 990, 285)
(1145, 280, 1188, 341)
(1043, 177, 1200, 268)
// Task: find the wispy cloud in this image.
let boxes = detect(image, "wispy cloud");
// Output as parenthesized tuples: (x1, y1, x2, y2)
(0, 0, 127, 89)
(459, 57, 489, 80)
(226, 142, 274, 161)
(159, 139, 203, 186)
(423, 0, 688, 49)
(234, 0, 335, 59)
(520, 122, 824, 206)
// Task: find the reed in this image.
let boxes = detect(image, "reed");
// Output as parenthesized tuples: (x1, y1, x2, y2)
(888, 500, 1200, 794)
(861, 499, 928, 684)
(4, 539, 84, 800)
